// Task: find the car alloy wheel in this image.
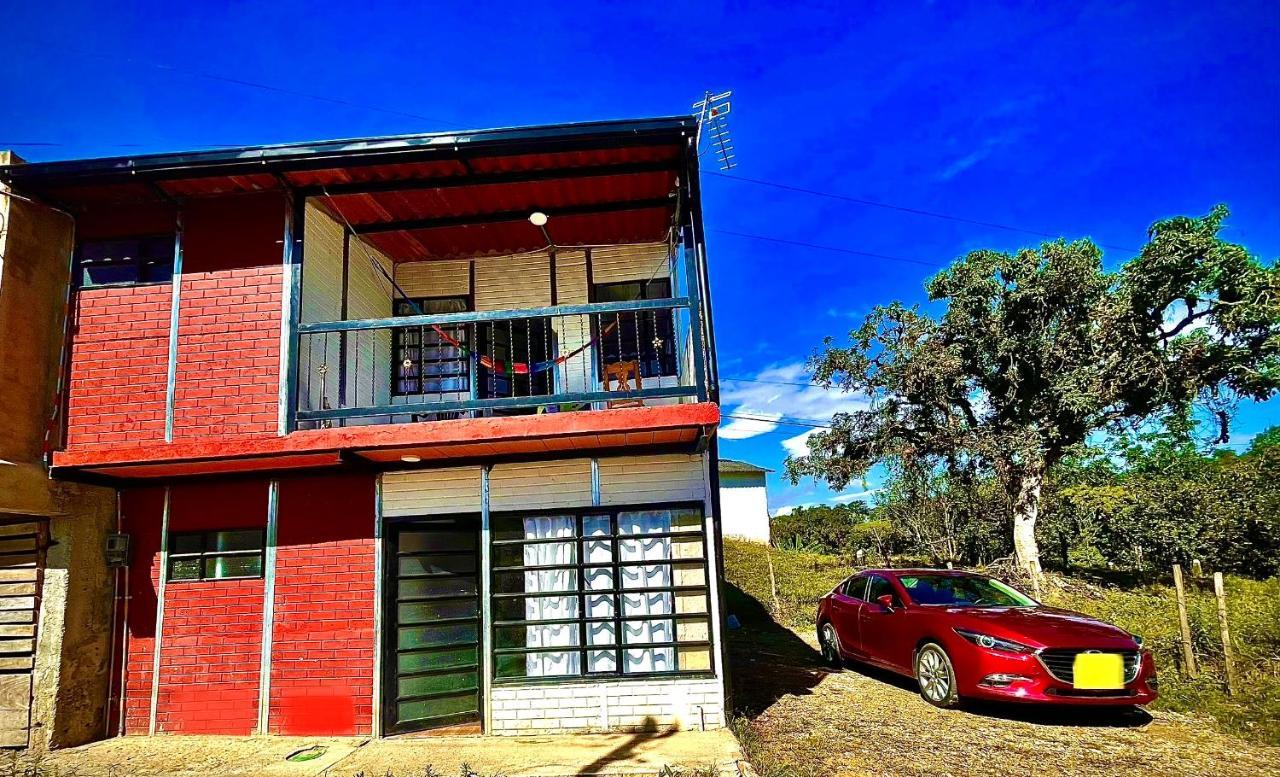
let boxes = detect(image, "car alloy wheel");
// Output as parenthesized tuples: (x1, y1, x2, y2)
(820, 623, 843, 668)
(915, 642, 961, 708)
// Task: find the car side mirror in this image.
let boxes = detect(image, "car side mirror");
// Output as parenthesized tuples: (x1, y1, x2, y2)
(877, 594, 897, 611)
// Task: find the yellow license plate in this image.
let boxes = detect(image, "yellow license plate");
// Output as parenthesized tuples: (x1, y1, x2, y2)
(1073, 652, 1124, 689)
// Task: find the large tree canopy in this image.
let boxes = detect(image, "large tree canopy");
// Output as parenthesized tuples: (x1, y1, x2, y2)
(786, 205, 1279, 574)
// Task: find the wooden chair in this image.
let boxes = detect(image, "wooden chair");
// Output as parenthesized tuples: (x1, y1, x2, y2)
(604, 360, 644, 408)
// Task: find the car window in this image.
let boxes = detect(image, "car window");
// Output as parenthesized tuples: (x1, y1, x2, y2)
(896, 574, 1036, 607)
(866, 575, 896, 604)
(842, 575, 868, 600)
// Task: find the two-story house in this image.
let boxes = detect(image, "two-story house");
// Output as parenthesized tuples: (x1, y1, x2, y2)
(0, 116, 727, 741)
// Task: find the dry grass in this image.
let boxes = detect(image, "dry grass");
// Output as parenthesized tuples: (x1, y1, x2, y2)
(722, 538, 1280, 776)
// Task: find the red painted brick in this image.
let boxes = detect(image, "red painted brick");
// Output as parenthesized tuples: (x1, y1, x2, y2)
(269, 473, 376, 736)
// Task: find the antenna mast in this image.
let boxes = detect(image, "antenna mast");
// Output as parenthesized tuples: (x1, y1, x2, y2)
(692, 90, 736, 171)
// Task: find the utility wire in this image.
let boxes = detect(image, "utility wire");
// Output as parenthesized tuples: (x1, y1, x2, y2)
(710, 229, 946, 269)
(706, 171, 1142, 254)
(17, 39, 462, 130)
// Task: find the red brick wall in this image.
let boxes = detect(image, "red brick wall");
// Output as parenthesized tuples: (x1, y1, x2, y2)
(112, 474, 377, 737)
(153, 479, 269, 734)
(65, 284, 171, 449)
(171, 194, 285, 440)
(270, 473, 376, 735)
(115, 486, 165, 735)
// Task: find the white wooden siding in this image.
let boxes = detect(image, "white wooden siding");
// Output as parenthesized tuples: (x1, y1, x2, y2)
(475, 253, 552, 311)
(590, 243, 670, 285)
(489, 459, 592, 512)
(299, 204, 344, 413)
(381, 467, 482, 516)
(344, 236, 394, 413)
(395, 260, 471, 299)
(554, 250, 588, 305)
(300, 202, 344, 324)
(598, 453, 707, 505)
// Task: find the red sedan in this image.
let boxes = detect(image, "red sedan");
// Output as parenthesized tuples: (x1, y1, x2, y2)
(816, 569, 1158, 708)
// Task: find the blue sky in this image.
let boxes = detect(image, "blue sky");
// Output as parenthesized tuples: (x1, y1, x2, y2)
(3, 1, 1277, 512)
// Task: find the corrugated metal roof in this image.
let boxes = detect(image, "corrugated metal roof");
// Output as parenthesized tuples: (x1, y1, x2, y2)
(4, 116, 693, 261)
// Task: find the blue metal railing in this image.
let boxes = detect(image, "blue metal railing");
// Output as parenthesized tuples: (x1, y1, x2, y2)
(294, 298, 707, 427)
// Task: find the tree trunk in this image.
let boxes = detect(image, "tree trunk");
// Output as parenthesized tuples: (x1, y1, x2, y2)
(1011, 466, 1044, 579)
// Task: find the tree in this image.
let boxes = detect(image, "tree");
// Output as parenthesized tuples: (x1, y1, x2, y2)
(786, 206, 1279, 577)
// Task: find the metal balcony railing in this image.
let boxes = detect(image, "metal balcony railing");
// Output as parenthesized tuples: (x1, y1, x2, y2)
(293, 298, 707, 427)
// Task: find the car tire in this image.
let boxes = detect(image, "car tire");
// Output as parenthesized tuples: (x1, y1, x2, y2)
(819, 622, 844, 669)
(914, 642, 961, 708)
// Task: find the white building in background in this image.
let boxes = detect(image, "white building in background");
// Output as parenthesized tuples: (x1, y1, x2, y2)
(718, 459, 772, 543)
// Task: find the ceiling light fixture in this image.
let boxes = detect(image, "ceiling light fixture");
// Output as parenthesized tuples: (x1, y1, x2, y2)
(400, 454, 422, 463)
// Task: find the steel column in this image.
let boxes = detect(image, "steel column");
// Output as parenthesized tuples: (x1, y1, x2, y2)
(256, 481, 280, 734)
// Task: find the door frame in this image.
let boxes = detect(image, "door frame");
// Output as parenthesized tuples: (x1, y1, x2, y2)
(380, 513, 484, 735)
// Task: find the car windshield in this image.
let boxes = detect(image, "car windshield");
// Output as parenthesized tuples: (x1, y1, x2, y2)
(897, 574, 1036, 607)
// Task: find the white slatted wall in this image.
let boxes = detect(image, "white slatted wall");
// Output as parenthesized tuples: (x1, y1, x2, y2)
(382, 467, 482, 517)
(598, 454, 707, 505)
(489, 459, 592, 512)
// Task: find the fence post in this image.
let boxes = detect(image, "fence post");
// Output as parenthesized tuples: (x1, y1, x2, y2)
(1172, 564, 1198, 677)
(1212, 572, 1237, 696)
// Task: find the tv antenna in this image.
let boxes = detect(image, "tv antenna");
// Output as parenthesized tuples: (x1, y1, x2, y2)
(692, 90, 736, 171)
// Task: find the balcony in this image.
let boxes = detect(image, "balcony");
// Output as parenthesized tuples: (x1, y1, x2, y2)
(294, 295, 708, 427)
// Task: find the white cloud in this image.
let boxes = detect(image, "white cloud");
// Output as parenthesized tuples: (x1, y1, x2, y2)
(720, 363, 867, 448)
(832, 488, 883, 504)
(718, 411, 783, 439)
(782, 429, 820, 458)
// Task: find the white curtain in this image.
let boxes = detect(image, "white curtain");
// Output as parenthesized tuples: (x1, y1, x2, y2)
(619, 510, 675, 673)
(523, 516, 578, 676)
(583, 515, 617, 672)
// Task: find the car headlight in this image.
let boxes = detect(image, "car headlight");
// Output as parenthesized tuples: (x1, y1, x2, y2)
(954, 628, 1035, 654)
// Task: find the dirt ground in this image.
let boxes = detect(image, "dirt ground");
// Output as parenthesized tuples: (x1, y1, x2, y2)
(727, 603, 1280, 777)
(8, 730, 743, 777)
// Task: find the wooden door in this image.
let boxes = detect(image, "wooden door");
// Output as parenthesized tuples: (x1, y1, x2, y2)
(0, 517, 44, 748)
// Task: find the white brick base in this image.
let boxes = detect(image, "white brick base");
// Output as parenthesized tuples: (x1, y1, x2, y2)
(489, 677, 725, 735)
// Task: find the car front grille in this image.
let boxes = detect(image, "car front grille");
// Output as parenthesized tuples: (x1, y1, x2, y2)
(1037, 649, 1140, 684)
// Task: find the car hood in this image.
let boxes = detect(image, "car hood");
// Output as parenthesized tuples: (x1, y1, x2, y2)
(940, 606, 1138, 650)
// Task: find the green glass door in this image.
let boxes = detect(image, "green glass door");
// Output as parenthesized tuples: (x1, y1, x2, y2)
(384, 517, 481, 733)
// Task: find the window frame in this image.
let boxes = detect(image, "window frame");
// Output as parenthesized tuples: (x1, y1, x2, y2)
(488, 500, 715, 685)
(841, 574, 868, 600)
(590, 278, 679, 379)
(391, 295, 474, 397)
(166, 528, 267, 583)
(75, 234, 177, 289)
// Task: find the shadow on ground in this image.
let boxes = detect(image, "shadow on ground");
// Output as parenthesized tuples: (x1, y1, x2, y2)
(723, 581, 828, 718)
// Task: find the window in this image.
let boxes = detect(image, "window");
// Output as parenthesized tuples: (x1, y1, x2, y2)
(490, 505, 712, 681)
(865, 575, 896, 605)
(593, 279, 677, 378)
(77, 236, 175, 287)
(842, 575, 867, 600)
(476, 317, 553, 404)
(168, 529, 265, 582)
(393, 297, 472, 396)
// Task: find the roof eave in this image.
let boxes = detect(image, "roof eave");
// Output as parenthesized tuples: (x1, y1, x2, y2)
(0, 115, 698, 186)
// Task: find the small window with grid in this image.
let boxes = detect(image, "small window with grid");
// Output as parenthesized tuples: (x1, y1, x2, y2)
(168, 529, 265, 582)
(77, 236, 176, 287)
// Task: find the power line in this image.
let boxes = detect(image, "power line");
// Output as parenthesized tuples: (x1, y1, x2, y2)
(710, 229, 946, 269)
(706, 171, 1142, 254)
(722, 375, 821, 388)
(20, 39, 462, 130)
(725, 412, 834, 430)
